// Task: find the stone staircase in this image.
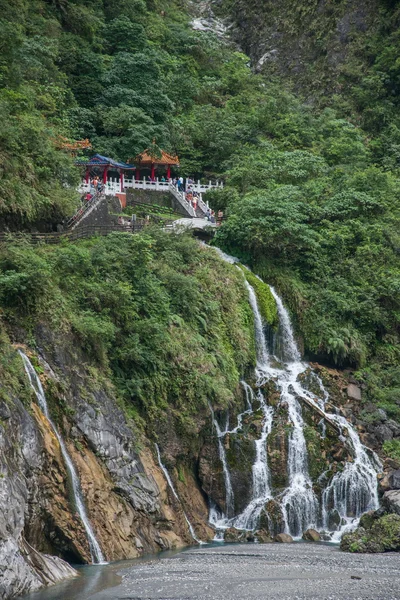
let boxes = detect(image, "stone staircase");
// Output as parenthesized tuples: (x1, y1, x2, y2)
(67, 191, 104, 230)
(168, 183, 196, 217)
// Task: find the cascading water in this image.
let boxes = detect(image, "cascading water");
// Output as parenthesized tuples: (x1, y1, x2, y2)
(259, 288, 319, 537)
(244, 280, 270, 373)
(209, 406, 235, 518)
(19, 351, 105, 564)
(155, 443, 203, 544)
(208, 250, 381, 541)
(231, 390, 273, 530)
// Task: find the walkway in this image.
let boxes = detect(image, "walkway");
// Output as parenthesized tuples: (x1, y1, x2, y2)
(169, 218, 217, 231)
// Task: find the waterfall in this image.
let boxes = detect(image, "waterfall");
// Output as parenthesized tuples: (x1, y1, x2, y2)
(268, 286, 301, 363)
(231, 391, 273, 530)
(19, 351, 105, 564)
(207, 247, 381, 541)
(155, 443, 203, 544)
(209, 407, 235, 518)
(244, 280, 270, 373)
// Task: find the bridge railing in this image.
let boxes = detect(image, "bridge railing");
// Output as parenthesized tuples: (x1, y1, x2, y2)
(78, 178, 224, 196)
(168, 183, 196, 217)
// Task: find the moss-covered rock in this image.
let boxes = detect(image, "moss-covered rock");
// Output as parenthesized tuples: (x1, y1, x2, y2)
(239, 267, 278, 328)
(260, 499, 286, 537)
(225, 433, 256, 514)
(341, 514, 400, 553)
(267, 416, 289, 492)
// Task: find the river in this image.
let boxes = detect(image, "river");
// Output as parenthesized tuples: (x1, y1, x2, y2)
(19, 543, 400, 600)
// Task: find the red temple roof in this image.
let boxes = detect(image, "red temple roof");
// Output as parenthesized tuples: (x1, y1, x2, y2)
(132, 148, 180, 167)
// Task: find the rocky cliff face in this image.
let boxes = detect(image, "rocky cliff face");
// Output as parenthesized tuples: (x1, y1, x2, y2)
(216, 0, 381, 97)
(1, 308, 399, 597)
(0, 325, 216, 599)
(0, 393, 77, 599)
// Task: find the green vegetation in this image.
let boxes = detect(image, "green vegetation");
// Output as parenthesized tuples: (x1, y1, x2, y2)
(0, 327, 31, 405)
(1, 0, 400, 445)
(239, 267, 278, 328)
(0, 0, 272, 227)
(382, 440, 400, 463)
(341, 513, 400, 553)
(0, 231, 255, 432)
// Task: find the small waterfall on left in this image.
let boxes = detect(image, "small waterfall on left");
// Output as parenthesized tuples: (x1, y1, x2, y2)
(19, 351, 105, 564)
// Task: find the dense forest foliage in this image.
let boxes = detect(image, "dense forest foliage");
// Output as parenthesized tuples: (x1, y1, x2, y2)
(0, 0, 400, 438)
(0, 231, 255, 432)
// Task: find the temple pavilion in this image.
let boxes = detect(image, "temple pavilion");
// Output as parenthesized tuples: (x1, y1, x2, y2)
(131, 147, 180, 181)
(76, 154, 135, 187)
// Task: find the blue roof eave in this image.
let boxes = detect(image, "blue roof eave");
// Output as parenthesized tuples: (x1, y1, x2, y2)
(75, 154, 135, 169)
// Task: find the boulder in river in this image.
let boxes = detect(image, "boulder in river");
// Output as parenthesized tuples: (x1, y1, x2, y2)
(255, 530, 274, 543)
(274, 533, 293, 543)
(224, 528, 247, 543)
(303, 529, 321, 542)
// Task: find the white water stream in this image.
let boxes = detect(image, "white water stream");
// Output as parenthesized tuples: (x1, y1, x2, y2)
(155, 443, 203, 544)
(208, 254, 381, 540)
(19, 351, 105, 564)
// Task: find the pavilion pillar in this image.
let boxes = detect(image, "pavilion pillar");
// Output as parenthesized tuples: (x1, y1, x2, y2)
(85, 168, 90, 183)
(167, 165, 171, 180)
(120, 170, 124, 192)
(151, 163, 156, 181)
(103, 166, 108, 184)
(136, 168, 140, 181)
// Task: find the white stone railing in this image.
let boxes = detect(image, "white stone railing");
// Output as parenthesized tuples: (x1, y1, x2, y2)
(125, 178, 170, 191)
(197, 195, 209, 215)
(78, 177, 223, 199)
(124, 178, 223, 193)
(78, 179, 122, 196)
(168, 183, 196, 217)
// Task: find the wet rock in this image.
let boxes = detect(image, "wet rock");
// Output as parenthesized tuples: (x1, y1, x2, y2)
(378, 471, 392, 494)
(327, 509, 341, 531)
(374, 424, 394, 443)
(260, 500, 285, 537)
(224, 528, 247, 543)
(359, 511, 379, 530)
(267, 420, 289, 491)
(0, 395, 78, 599)
(347, 384, 361, 401)
(274, 533, 293, 543)
(199, 437, 226, 513)
(382, 490, 400, 515)
(389, 470, 400, 490)
(255, 529, 274, 543)
(225, 435, 256, 514)
(376, 408, 388, 422)
(303, 529, 321, 542)
(387, 420, 400, 437)
(0, 401, 11, 420)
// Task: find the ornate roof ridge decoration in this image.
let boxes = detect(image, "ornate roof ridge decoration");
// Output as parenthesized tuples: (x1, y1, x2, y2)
(132, 147, 180, 166)
(75, 153, 135, 170)
(54, 136, 92, 152)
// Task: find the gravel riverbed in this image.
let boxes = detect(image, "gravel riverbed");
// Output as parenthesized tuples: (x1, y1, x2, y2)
(85, 543, 400, 600)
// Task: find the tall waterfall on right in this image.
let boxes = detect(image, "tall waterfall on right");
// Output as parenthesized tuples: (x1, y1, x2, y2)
(209, 262, 381, 541)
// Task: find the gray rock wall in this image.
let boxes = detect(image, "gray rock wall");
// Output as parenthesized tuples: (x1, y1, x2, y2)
(0, 397, 77, 599)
